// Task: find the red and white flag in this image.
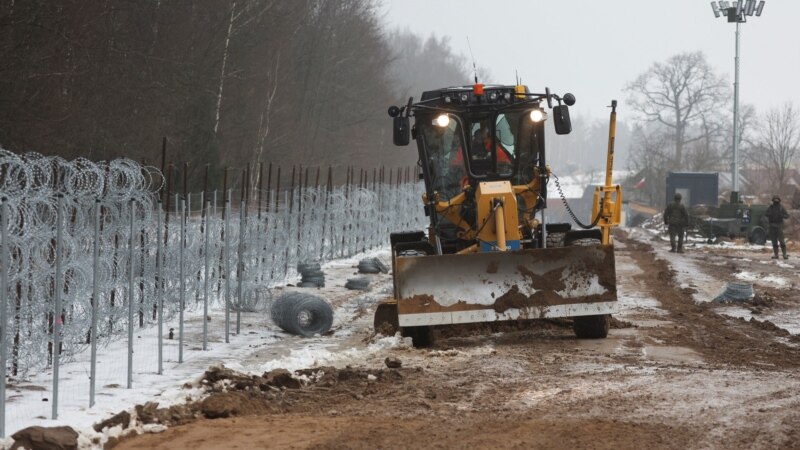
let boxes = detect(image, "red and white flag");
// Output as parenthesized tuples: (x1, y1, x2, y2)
(634, 177, 646, 189)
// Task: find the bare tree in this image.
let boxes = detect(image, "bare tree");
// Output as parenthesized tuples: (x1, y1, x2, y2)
(386, 31, 470, 102)
(625, 51, 728, 169)
(0, 0, 422, 190)
(628, 123, 673, 205)
(752, 103, 800, 193)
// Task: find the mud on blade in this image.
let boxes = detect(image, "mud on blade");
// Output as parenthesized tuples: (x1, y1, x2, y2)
(394, 245, 617, 327)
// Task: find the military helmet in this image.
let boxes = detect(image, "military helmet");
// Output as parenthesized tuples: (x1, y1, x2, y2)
(674, 193, 682, 201)
(772, 195, 781, 202)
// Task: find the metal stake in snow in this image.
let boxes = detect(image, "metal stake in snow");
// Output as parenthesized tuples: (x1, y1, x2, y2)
(225, 190, 231, 343)
(127, 199, 135, 389)
(203, 199, 210, 351)
(0, 199, 8, 435)
(90, 199, 100, 407)
(179, 198, 186, 363)
(236, 196, 245, 335)
(156, 202, 164, 373)
(52, 194, 64, 419)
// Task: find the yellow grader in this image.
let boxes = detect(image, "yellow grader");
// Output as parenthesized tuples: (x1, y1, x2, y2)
(377, 83, 621, 346)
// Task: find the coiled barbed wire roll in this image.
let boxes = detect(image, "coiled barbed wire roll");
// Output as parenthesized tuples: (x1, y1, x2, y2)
(0, 149, 429, 375)
(345, 277, 371, 291)
(297, 261, 325, 287)
(26, 154, 55, 201)
(65, 158, 105, 197)
(358, 257, 389, 274)
(237, 285, 268, 312)
(0, 151, 32, 199)
(270, 292, 333, 337)
(713, 283, 755, 302)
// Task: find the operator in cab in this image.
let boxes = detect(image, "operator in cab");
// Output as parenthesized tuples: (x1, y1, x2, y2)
(450, 120, 513, 188)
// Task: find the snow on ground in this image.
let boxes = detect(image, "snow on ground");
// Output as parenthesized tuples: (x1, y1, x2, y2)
(735, 271, 789, 287)
(546, 170, 631, 199)
(2, 247, 406, 448)
(626, 228, 727, 304)
(5, 226, 797, 448)
(629, 225, 800, 337)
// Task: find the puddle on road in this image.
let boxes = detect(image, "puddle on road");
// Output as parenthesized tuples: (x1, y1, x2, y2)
(641, 346, 703, 365)
(574, 327, 703, 366)
(623, 318, 673, 328)
(575, 334, 630, 355)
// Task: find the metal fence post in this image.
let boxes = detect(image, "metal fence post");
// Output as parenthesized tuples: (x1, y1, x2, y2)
(90, 199, 100, 407)
(202, 199, 210, 351)
(179, 198, 186, 363)
(224, 191, 231, 343)
(0, 199, 8, 435)
(127, 199, 135, 389)
(236, 198, 245, 335)
(156, 202, 164, 374)
(52, 194, 64, 419)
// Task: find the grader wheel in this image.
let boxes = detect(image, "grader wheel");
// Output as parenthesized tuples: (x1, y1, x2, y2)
(373, 302, 399, 336)
(402, 326, 434, 348)
(573, 314, 610, 339)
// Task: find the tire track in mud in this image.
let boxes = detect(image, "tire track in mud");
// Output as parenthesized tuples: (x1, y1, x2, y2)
(619, 234, 800, 369)
(98, 235, 800, 450)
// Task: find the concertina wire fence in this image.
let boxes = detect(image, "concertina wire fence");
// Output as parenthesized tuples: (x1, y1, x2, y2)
(0, 149, 425, 432)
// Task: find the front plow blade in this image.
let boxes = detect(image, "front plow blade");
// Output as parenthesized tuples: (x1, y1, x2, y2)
(394, 245, 617, 327)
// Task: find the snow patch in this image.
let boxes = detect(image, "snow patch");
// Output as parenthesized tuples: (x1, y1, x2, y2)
(735, 271, 788, 287)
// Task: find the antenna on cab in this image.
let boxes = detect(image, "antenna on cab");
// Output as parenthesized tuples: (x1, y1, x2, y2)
(466, 36, 478, 84)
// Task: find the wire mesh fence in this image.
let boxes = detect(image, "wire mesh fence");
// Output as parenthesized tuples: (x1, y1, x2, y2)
(0, 150, 425, 435)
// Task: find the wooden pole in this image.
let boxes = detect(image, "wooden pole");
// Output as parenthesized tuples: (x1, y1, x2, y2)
(182, 162, 189, 202)
(275, 166, 282, 209)
(257, 162, 263, 219)
(266, 162, 273, 213)
(289, 166, 296, 212)
(160, 137, 167, 204)
(164, 162, 173, 245)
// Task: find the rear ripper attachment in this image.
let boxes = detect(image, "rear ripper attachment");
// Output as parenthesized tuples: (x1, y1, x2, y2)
(378, 83, 621, 346)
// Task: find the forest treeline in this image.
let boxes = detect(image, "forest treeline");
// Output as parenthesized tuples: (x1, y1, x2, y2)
(0, 0, 470, 190)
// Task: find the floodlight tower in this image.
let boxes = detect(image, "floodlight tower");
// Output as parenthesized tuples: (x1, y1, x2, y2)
(710, 0, 765, 203)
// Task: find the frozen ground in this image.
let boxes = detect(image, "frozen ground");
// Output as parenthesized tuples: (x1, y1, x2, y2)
(2, 248, 402, 448)
(5, 229, 800, 449)
(633, 225, 799, 333)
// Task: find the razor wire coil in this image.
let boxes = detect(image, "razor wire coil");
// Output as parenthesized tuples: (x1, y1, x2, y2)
(0, 149, 425, 376)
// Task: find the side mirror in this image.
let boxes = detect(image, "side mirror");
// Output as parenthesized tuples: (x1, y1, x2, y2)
(552, 105, 572, 135)
(393, 116, 410, 146)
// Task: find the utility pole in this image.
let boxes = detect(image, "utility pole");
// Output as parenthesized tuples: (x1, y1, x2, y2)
(710, 0, 765, 203)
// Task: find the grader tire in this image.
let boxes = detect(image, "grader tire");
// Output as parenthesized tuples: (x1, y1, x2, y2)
(573, 314, 610, 339)
(373, 302, 399, 336)
(567, 236, 610, 339)
(402, 326, 434, 348)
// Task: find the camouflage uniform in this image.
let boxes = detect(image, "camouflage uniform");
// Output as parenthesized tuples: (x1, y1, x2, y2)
(765, 196, 789, 259)
(664, 193, 689, 253)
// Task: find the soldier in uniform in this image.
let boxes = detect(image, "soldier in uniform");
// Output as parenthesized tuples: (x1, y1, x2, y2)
(664, 193, 689, 253)
(765, 195, 789, 259)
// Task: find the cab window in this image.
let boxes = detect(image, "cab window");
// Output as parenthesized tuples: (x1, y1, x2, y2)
(419, 114, 466, 200)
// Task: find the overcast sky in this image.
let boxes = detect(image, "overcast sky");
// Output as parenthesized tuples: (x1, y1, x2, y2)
(380, 0, 799, 120)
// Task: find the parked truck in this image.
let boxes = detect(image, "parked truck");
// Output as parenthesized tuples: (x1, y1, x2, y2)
(665, 171, 768, 244)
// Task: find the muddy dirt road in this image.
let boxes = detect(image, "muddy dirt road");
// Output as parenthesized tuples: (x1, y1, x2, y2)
(115, 231, 800, 450)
